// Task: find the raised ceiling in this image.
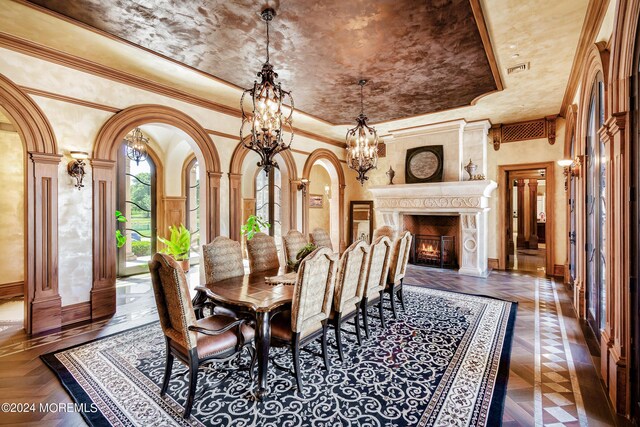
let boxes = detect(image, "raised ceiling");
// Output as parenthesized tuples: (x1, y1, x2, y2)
(28, 0, 499, 124)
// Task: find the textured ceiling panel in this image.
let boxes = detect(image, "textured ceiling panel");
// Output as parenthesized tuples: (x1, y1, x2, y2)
(29, 0, 498, 124)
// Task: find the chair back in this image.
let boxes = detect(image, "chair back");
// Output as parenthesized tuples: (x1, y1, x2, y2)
(309, 227, 333, 251)
(282, 229, 308, 265)
(202, 236, 244, 283)
(246, 232, 280, 273)
(388, 231, 413, 285)
(149, 253, 197, 351)
(364, 236, 392, 298)
(373, 225, 396, 241)
(291, 247, 338, 337)
(334, 240, 370, 315)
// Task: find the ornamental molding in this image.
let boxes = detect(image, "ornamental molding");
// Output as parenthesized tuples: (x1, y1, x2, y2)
(376, 197, 481, 209)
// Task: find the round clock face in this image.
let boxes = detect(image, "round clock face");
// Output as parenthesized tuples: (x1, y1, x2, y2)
(409, 151, 439, 179)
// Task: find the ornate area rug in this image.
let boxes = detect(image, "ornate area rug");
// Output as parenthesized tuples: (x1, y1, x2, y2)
(42, 286, 516, 427)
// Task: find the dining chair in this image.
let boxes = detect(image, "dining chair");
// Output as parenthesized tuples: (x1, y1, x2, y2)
(148, 253, 255, 419)
(309, 227, 333, 251)
(360, 236, 392, 338)
(373, 225, 396, 241)
(282, 229, 308, 269)
(330, 240, 370, 362)
(197, 236, 245, 318)
(246, 232, 280, 273)
(384, 231, 413, 318)
(269, 247, 338, 395)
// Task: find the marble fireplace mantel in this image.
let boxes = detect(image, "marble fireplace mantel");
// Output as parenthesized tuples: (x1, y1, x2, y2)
(369, 180, 497, 277)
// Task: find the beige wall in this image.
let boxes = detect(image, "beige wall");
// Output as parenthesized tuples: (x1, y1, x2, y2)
(308, 164, 331, 233)
(0, 128, 23, 285)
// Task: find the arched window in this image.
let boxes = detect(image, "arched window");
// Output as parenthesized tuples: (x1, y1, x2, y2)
(185, 157, 200, 264)
(116, 144, 157, 276)
(585, 71, 606, 337)
(255, 168, 282, 242)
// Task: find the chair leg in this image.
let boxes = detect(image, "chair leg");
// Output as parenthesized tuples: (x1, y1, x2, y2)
(398, 279, 406, 311)
(292, 334, 303, 395)
(361, 300, 370, 339)
(379, 293, 386, 328)
(321, 322, 331, 371)
(183, 350, 199, 419)
(354, 305, 362, 345)
(334, 315, 344, 362)
(248, 346, 257, 381)
(389, 287, 398, 319)
(160, 341, 174, 396)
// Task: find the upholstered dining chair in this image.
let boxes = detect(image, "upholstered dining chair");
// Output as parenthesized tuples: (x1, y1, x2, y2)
(309, 227, 333, 251)
(373, 225, 397, 241)
(148, 253, 255, 419)
(269, 247, 338, 395)
(360, 236, 393, 338)
(282, 229, 308, 269)
(384, 231, 413, 318)
(246, 232, 280, 273)
(330, 240, 370, 362)
(198, 236, 245, 318)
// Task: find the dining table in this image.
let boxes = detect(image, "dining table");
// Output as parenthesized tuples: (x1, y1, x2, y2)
(192, 267, 296, 398)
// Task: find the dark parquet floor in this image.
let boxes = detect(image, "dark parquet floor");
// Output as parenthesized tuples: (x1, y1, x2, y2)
(0, 265, 618, 426)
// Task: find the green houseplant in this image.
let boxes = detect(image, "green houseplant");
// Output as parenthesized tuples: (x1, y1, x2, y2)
(287, 242, 317, 272)
(115, 210, 127, 248)
(241, 215, 270, 240)
(158, 224, 191, 271)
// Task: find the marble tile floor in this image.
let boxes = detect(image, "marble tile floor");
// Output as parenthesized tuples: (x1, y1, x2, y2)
(0, 264, 618, 426)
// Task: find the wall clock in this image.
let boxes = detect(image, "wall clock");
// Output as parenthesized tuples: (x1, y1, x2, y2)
(405, 145, 444, 183)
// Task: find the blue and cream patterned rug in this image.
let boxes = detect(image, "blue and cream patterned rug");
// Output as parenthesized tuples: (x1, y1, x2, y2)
(42, 286, 516, 426)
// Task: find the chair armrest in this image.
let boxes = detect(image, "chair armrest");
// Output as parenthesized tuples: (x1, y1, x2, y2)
(188, 318, 246, 336)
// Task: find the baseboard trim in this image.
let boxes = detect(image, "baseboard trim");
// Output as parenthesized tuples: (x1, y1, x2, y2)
(0, 281, 24, 298)
(61, 301, 92, 326)
(553, 264, 565, 278)
(488, 258, 500, 269)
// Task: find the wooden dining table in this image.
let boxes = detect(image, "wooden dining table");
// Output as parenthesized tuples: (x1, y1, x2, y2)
(192, 267, 295, 398)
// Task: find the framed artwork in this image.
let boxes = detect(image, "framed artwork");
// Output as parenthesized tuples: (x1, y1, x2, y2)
(405, 145, 444, 183)
(349, 201, 373, 244)
(309, 194, 324, 208)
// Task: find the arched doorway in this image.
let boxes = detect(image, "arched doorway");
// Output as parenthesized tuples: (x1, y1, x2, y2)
(228, 143, 298, 244)
(0, 73, 61, 335)
(92, 105, 221, 320)
(302, 149, 345, 252)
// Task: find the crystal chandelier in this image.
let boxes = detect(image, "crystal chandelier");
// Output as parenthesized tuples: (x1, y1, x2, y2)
(240, 8, 294, 174)
(124, 127, 149, 165)
(346, 80, 379, 185)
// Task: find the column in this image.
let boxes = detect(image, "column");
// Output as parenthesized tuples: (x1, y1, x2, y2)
(516, 179, 526, 248)
(528, 179, 539, 248)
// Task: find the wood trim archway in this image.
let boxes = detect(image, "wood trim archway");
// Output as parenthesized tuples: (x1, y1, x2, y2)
(0, 73, 62, 335)
(228, 144, 298, 241)
(497, 161, 555, 276)
(91, 105, 222, 320)
(302, 149, 346, 252)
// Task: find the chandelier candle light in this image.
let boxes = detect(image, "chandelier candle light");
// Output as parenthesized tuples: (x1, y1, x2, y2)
(240, 8, 294, 174)
(125, 127, 150, 166)
(346, 80, 379, 185)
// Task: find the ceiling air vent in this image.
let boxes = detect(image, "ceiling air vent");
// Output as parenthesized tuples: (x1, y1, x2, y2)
(507, 62, 530, 74)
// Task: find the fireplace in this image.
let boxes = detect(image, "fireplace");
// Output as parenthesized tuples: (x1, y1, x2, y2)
(414, 235, 457, 268)
(404, 214, 460, 269)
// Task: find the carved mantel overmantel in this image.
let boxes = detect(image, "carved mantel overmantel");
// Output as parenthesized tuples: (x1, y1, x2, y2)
(369, 180, 497, 277)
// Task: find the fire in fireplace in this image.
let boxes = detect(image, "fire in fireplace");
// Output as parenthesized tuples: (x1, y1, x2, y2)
(413, 234, 457, 269)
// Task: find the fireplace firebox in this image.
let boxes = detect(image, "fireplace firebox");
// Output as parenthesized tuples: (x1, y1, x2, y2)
(413, 234, 457, 269)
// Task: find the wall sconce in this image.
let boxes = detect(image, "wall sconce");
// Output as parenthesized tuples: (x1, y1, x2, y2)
(557, 156, 583, 192)
(297, 178, 309, 196)
(67, 151, 89, 190)
(324, 184, 331, 198)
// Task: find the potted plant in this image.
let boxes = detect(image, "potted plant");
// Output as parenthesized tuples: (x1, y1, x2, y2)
(287, 243, 317, 272)
(241, 215, 270, 240)
(158, 224, 191, 271)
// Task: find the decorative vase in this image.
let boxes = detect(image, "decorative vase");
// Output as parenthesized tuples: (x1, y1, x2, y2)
(464, 159, 477, 180)
(386, 166, 396, 185)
